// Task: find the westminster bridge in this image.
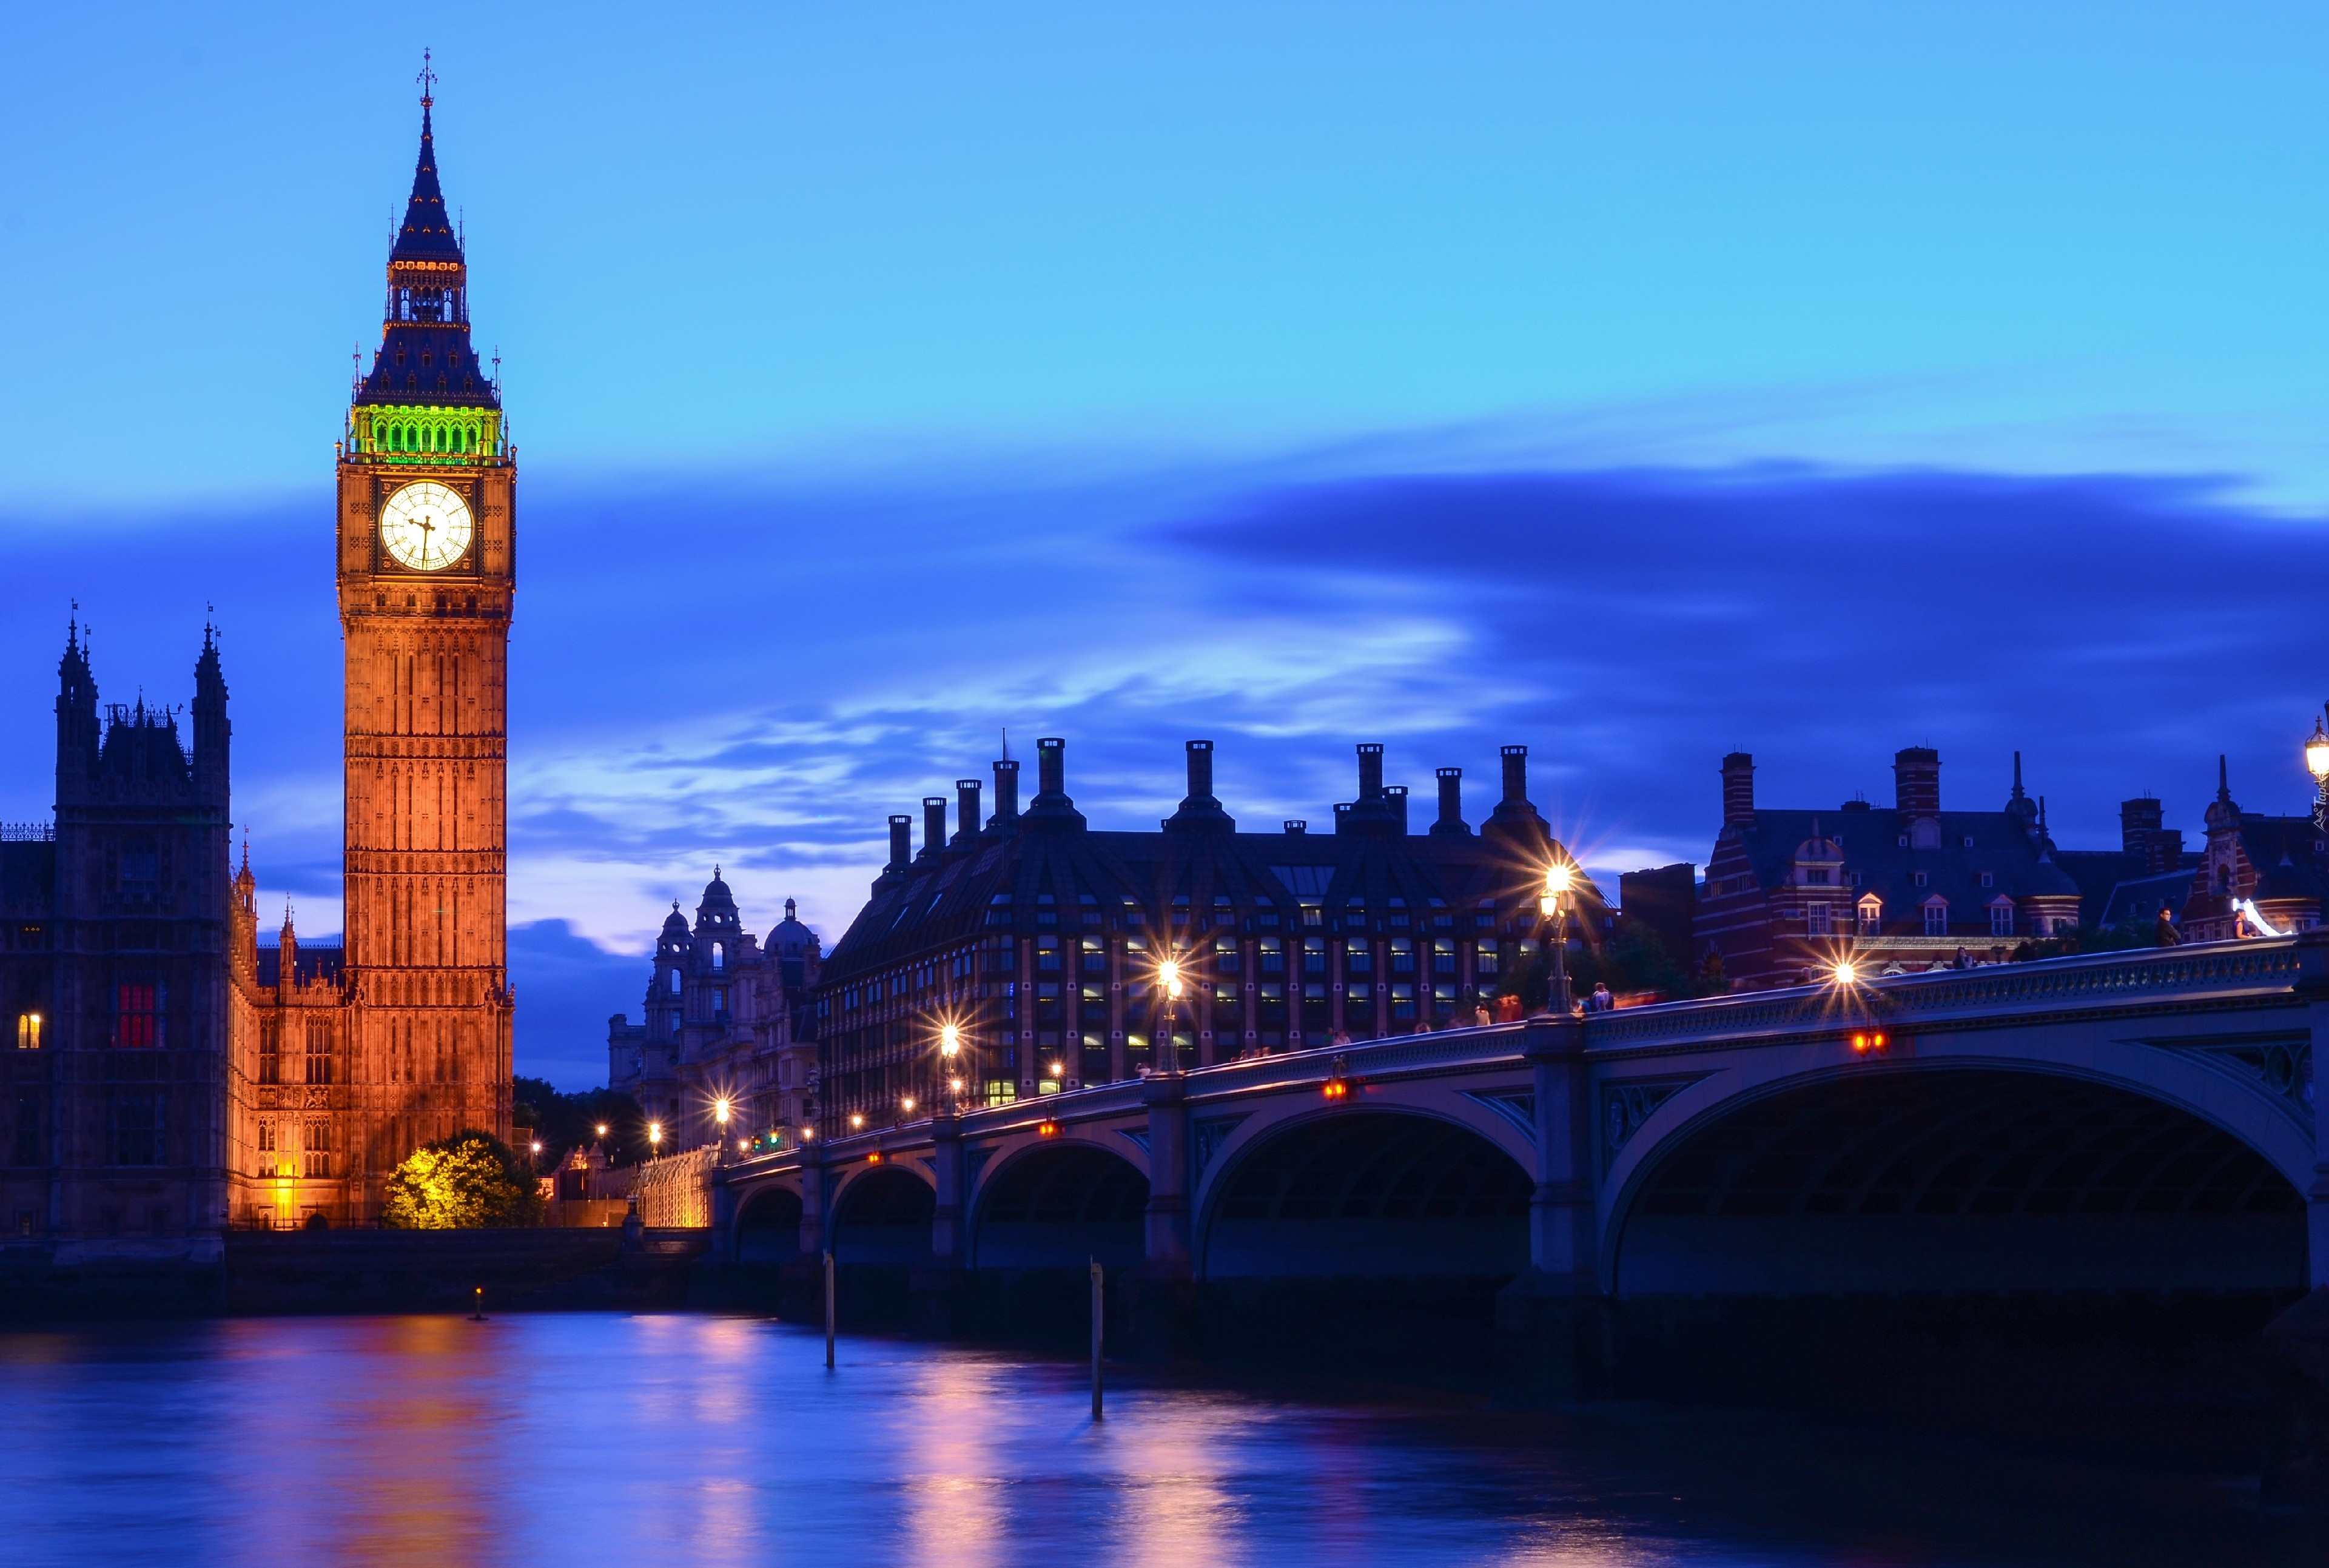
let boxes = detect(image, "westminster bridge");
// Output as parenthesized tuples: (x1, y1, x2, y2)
(711, 934, 2329, 1395)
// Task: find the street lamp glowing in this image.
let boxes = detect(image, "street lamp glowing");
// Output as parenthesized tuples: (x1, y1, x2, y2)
(949, 1076, 964, 1094)
(594, 1123, 608, 1139)
(1158, 958, 1184, 1000)
(939, 1022, 961, 1059)
(2307, 719, 2329, 782)
(1539, 863, 1573, 919)
(529, 1140, 542, 1155)
(714, 1097, 731, 1127)
(648, 1121, 663, 1150)
(849, 1112, 864, 1130)
(901, 1096, 916, 1115)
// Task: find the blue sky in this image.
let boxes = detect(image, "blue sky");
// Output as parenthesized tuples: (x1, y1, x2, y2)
(5, 5, 2329, 1086)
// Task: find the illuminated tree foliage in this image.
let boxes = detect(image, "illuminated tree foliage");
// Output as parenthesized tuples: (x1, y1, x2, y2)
(381, 1130, 543, 1229)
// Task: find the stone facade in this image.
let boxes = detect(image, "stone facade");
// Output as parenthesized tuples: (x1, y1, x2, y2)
(230, 90, 519, 1221)
(1695, 748, 2086, 989)
(0, 626, 232, 1257)
(607, 873, 822, 1154)
(811, 737, 1607, 1134)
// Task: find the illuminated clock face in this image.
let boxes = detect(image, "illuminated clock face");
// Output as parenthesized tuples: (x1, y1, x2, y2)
(379, 481, 474, 572)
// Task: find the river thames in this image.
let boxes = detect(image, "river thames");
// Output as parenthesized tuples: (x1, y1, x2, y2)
(1, 1312, 2322, 1566)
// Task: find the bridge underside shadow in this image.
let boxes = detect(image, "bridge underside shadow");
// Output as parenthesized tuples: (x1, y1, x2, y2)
(961, 1143, 1149, 1347)
(735, 1188, 802, 1265)
(1194, 1111, 1533, 1382)
(974, 1143, 1148, 1271)
(1616, 1068, 2305, 1296)
(1604, 1068, 2307, 1464)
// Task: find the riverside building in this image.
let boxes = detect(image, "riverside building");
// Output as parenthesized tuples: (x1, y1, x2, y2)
(811, 738, 1606, 1133)
(605, 873, 822, 1152)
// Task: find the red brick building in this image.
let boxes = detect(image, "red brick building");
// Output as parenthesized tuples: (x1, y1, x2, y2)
(1695, 747, 2083, 989)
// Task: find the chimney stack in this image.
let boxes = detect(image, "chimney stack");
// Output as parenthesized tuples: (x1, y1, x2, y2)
(991, 758, 1020, 827)
(955, 778, 982, 843)
(886, 814, 912, 873)
(1357, 743, 1384, 800)
(921, 797, 947, 859)
(1026, 737, 1086, 826)
(2120, 796, 2163, 857)
(1500, 745, 1528, 806)
(1185, 739, 1214, 801)
(1432, 766, 1469, 836)
(1721, 752, 1755, 826)
(1894, 747, 1941, 819)
(1386, 783, 1409, 834)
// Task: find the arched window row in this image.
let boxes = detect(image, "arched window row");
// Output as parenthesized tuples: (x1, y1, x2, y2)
(354, 417, 494, 457)
(388, 285, 468, 324)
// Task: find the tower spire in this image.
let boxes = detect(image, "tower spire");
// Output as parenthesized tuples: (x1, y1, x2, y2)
(391, 56, 459, 264)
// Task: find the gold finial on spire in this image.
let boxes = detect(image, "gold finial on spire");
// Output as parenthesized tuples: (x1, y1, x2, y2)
(417, 47, 436, 109)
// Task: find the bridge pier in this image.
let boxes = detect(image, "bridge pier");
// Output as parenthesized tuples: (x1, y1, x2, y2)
(2305, 939, 2329, 1291)
(1129, 1070, 1196, 1360)
(910, 1113, 968, 1336)
(1494, 1014, 1610, 1405)
(795, 1150, 827, 1262)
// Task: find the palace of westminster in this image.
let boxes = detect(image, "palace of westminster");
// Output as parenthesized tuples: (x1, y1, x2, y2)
(6, 88, 2325, 1258)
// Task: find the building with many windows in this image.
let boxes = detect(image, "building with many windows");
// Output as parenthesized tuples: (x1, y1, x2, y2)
(1695, 746, 2088, 989)
(812, 737, 1605, 1133)
(606, 872, 822, 1152)
(1, 624, 234, 1255)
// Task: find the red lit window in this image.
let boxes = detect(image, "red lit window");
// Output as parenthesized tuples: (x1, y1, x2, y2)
(113, 982, 160, 1048)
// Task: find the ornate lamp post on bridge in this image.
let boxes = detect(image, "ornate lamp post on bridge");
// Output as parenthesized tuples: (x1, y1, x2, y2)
(2306, 713, 2329, 832)
(1157, 956, 1186, 1075)
(939, 1020, 967, 1111)
(1538, 863, 1575, 1016)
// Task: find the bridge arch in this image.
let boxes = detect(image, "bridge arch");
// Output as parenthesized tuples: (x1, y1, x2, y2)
(1197, 1108, 1533, 1281)
(1604, 1062, 2307, 1297)
(968, 1139, 1149, 1271)
(828, 1162, 936, 1265)
(734, 1184, 802, 1264)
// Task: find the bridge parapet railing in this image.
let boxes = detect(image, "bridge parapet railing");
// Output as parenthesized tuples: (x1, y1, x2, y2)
(1588, 936, 2310, 1054)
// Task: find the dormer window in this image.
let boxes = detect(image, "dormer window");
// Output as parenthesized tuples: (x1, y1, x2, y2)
(1988, 898, 2015, 937)
(1923, 897, 1949, 935)
(1857, 896, 1883, 935)
(1803, 868, 1831, 885)
(1978, 872, 1994, 889)
(1897, 835, 1909, 848)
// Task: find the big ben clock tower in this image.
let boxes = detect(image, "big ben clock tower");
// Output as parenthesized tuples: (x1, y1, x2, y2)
(337, 65, 514, 1207)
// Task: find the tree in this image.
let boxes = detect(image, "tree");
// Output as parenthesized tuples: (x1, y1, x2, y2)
(511, 1077, 647, 1168)
(381, 1130, 543, 1228)
(1491, 917, 1710, 1013)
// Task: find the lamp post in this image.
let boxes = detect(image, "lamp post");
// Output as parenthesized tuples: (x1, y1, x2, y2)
(648, 1121, 663, 1158)
(1157, 956, 1186, 1075)
(1539, 863, 1574, 1016)
(713, 1097, 730, 1164)
(2307, 713, 2329, 833)
(939, 1020, 964, 1111)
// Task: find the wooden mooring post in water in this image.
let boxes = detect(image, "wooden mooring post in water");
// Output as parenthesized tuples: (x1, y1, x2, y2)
(824, 1250, 836, 1369)
(1090, 1258, 1104, 1419)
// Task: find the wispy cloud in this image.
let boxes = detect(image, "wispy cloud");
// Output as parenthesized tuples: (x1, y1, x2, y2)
(7, 440, 2326, 1088)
